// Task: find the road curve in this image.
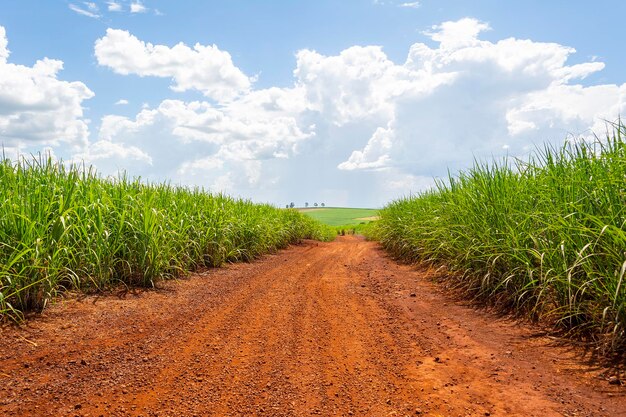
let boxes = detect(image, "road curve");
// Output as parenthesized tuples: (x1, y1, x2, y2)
(1, 236, 624, 416)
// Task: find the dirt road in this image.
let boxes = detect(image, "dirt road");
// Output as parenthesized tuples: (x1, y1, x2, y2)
(1, 236, 624, 416)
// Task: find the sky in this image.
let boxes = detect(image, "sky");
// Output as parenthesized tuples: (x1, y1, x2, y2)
(1, 1, 625, 208)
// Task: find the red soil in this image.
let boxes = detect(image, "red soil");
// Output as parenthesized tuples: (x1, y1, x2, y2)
(1, 236, 624, 416)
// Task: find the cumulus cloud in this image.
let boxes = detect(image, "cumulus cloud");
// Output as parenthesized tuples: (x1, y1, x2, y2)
(94, 29, 252, 102)
(71, 139, 152, 175)
(423, 17, 490, 49)
(338, 125, 393, 170)
(0, 26, 94, 152)
(115, 98, 129, 105)
(294, 45, 454, 126)
(338, 17, 624, 180)
(399, 2, 420, 8)
(294, 46, 396, 125)
(87, 20, 625, 206)
(86, 92, 313, 192)
(130, 1, 147, 13)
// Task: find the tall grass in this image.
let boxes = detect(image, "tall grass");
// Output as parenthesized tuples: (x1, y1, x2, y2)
(0, 157, 334, 320)
(372, 122, 626, 355)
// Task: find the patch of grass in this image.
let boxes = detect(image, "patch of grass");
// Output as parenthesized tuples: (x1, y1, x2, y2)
(0, 157, 334, 320)
(371, 122, 626, 356)
(298, 207, 379, 227)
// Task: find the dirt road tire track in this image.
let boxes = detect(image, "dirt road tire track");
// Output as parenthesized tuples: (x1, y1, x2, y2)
(1, 236, 624, 416)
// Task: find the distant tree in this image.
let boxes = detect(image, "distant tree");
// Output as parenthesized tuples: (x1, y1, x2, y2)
(314, 202, 318, 207)
(321, 203, 325, 207)
(285, 204, 289, 209)
(289, 202, 295, 208)
(305, 202, 309, 208)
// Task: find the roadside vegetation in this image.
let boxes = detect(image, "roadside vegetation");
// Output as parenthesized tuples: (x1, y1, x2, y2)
(0, 157, 334, 320)
(371, 122, 626, 355)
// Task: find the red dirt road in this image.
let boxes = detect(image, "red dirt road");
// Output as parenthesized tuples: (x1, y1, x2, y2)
(1, 236, 624, 417)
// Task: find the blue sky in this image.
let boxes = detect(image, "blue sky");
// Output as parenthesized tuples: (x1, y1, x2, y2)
(1, 1, 625, 207)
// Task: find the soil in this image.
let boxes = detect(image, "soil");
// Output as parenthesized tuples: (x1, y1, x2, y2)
(1, 236, 624, 417)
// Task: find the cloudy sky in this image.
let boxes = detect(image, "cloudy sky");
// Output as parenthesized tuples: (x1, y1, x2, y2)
(1, 1, 625, 208)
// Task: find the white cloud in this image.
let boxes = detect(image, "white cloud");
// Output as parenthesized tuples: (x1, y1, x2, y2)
(94, 29, 252, 102)
(294, 46, 396, 125)
(107, 1, 122, 12)
(115, 99, 129, 105)
(130, 1, 147, 13)
(294, 45, 451, 126)
(339, 17, 624, 181)
(177, 155, 224, 175)
(0, 26, 94, 152)
(338, 125, 393, 170)
(423, 17, 490, 50)
(72, 139, 152, 171)
(508, 83, 626, 136)
(83, 19, 625, 207)
(85, 92, 314, 192)
(69, 3, 100, 18)
(399, 2, 420, 8)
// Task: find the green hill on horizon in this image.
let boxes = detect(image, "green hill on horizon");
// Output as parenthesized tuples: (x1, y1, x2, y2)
(298, 207, 379, 226)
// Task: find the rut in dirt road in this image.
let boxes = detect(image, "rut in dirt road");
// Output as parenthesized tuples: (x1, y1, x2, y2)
(1, 236, 624, 417)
